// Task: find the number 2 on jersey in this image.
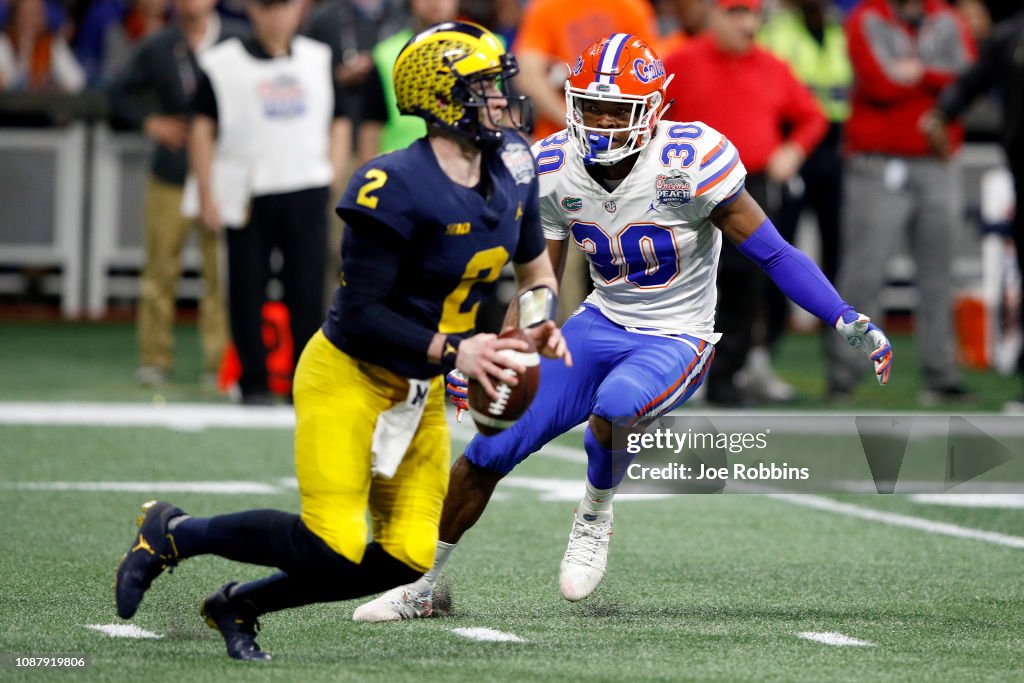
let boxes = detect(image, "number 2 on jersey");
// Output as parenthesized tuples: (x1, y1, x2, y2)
(439, 246, 509, 333)
(571, 221, 680, 289)
(356, 169, 388, 209)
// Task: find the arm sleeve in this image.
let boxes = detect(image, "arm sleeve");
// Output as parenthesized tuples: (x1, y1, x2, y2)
(190, 69, 218, 121)
(337, 213, 436, 356)
(737, 218, 853, 325)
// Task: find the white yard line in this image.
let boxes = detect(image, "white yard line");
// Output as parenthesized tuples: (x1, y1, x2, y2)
(910, 493, 1024, 509)
(0, 402, 295, 430)
(796, 632, 874, 647)
(449, 627, 525, 643)
(767, 493, 1024, 549)
(2, 481, 280, 494)
(85, 624, 163, 639)
(4, 402, 1024, 549)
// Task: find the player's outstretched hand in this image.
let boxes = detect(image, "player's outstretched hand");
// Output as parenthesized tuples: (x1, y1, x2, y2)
(456, 333, 529, 400)
(835, 311, 893, 385)
(518, 321, 573, 367)
(445, 370, 469, 422)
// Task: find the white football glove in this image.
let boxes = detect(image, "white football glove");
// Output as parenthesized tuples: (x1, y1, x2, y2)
(835, 312, 893, 385)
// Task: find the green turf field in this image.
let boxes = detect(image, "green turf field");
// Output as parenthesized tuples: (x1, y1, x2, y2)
(1, 321, 1023, 681)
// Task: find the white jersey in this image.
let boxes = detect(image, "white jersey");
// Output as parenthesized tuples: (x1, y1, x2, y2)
(533, 120, 746, 342)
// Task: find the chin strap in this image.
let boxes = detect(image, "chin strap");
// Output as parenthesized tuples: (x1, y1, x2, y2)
(583, 132, 611, 165)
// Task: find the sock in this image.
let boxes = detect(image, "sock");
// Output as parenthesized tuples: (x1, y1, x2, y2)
(584, 425, 634, 489)
(171, 509, 309, 571)
(578, 479, 616, 523)
(230, 544, 421, 615)
(409, 541, 456, 596)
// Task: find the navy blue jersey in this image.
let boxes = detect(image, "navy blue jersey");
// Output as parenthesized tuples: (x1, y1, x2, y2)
(324, 130, 545, 379)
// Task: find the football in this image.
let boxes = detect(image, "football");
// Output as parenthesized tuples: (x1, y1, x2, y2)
(467, 328, 541, 436)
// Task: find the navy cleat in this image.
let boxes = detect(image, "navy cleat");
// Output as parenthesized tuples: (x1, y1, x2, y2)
(201, 582, 271, 662)
(115, 500, 186, 619)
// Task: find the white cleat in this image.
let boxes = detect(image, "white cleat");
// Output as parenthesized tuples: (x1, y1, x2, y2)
(352, 585, 433, 622)
(559, 510, 612, 602)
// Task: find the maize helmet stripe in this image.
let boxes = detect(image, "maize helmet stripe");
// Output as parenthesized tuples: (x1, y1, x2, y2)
(596, 33, 631, 85)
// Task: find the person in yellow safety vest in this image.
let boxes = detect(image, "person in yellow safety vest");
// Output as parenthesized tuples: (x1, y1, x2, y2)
(366, 0, 461, 155)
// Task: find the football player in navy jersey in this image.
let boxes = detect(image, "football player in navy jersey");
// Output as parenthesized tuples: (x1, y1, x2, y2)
(355, 34, 894, 620)
(113, 21, 571, 661)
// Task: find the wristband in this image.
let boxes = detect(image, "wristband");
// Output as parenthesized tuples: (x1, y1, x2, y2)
(517, 285, 558, 328)
(440, 335, 463, 371)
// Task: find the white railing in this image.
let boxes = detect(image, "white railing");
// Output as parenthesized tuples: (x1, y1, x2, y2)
(0, 122, 1014, 321)
(0, 123, 86, 318)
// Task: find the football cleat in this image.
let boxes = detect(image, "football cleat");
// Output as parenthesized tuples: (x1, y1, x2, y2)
(201, 582, 271, 662)
(114, 500, 185, 619)
(352, 585, 433, 622)
(559, 509, 613, 602)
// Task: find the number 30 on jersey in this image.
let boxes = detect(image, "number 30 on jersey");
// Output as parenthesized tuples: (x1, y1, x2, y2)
(571, 221, 680, 289)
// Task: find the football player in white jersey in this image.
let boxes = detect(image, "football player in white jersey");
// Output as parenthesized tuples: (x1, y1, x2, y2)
(354, 34, 893, 620)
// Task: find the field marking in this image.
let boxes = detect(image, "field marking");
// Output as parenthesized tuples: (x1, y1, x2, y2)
(449, 627, 525, 643)
(2, 481, 280, 494)
(0, 402, 295, 430)
(910, 494, 1024, 509)
(767, 493, 1024, 549)
(796, 632, 874, 647)
(4, 402, 1024, 549)
(85, 624, 163, 639)
(501, 476, 671, 502)
(6, 402, 1024, 435)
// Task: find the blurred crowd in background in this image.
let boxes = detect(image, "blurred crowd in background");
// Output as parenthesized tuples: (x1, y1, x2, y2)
(0, 0, 1021, 410)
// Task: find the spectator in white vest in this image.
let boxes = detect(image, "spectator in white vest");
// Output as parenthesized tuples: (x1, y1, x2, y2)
(189, 0, 351, 405)
(109, 0, 242, 389)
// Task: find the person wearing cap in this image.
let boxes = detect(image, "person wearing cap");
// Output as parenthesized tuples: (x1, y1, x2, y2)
(664, 0, 828, 406)
(187, 0, 351, 405)
(829, 0, 976, 405)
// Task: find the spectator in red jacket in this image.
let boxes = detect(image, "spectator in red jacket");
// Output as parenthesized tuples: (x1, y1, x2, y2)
(828, 0, 976, 405)
(664, 0, 827, 406)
